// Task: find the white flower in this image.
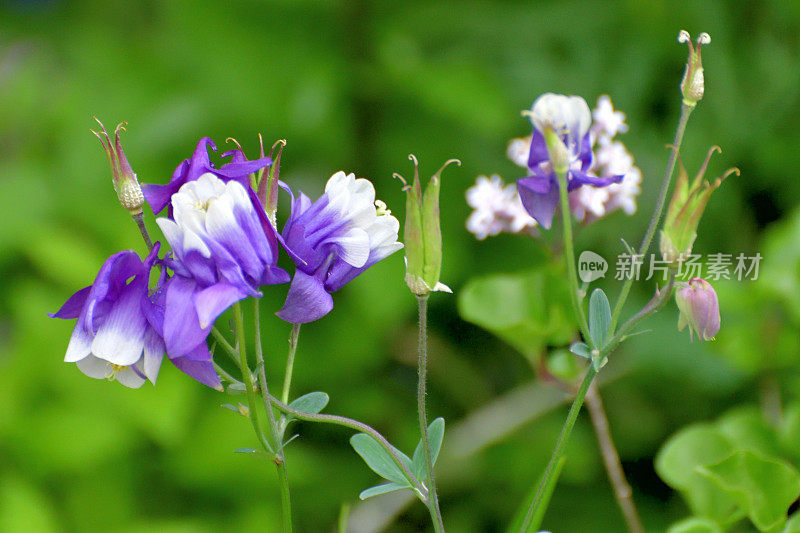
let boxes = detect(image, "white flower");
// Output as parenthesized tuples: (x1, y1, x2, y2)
(591, 95, 628, 138)
(465, 175, 537, 239)
(526, 93, 592, 140)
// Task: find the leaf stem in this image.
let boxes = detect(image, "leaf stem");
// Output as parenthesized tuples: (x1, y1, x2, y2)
(232, 303, 269, 451)
(609, 102, 694, 332)
(265, 394, 427, 498)
(417, 295, 445, 533)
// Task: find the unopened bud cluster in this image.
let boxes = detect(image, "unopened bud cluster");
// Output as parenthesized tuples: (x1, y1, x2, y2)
(91, 118, 145, 215)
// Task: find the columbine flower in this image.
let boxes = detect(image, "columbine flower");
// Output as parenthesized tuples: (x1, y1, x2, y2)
(675, 277, 720, 341)
(50, 245, 165, 388)
(142, 137, 272, 215)
(465, 174, 537, 239)
(470, 96, 638, 239)
(278, 171, 403, 323)
(517, 93, 624, 229)
(156, 173, 289, 357)
(660, 146, 738, 264)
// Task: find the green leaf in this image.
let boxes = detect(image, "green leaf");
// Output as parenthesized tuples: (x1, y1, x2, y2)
(698, 450, 800, 531)
(411, 418, 445, 480)
(569, 342, 591, 358)
(588, 288, 612, 348)
(350, 434, 410, 485)
(358, 482, 411, 500)
(655, 425, 740, 522)
(288, 391, 329, 415)
(458, 268, 576, 361)
(667, 517, 724, 533)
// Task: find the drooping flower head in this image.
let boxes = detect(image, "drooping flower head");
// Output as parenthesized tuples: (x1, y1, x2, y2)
(156, 173, 289, 357)
(278, 171, 403, 323)
(50, 245, 163, 388)
(675, 277, 720, 341)
(142, 137, 272, 215)
(516, 93, 624, 229)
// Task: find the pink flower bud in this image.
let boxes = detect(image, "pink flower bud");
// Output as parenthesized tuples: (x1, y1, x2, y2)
(675, 278, 720, 341)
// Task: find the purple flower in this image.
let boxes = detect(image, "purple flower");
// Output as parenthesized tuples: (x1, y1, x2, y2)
(277, 171, 403, 324)
(142, 137, 272, 215)
(516, 93, 624, 229)
(50, 246, 162, 388)
(156, 173, 290, 356)
(50, 244, 223, 389)
(675, 277, 720, 341)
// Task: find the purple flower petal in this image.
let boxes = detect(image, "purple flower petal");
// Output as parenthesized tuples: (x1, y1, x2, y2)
(49, 286, 91, 319)
(194, 281, 249, 329)
(90, 278, 148, 366)
(527, 129, 550, 169)
(170, 343, 222, 390)
(163, 276, 210, 357)
(277, 270, 334, 324)
(517, 174, 559, 229)
(568, 169, 624, 191)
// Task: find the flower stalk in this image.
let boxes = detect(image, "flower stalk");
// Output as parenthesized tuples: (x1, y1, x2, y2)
(417, 294, 445, 532)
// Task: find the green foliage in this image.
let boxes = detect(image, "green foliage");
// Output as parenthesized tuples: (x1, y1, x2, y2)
(351, 418, 445, 502)
(657, 408, 800, 531)
(588, 288, 612, 349)
(287, 391, 329, 415)
(699, 450, 800, 531)
(458, 266, 576, 361)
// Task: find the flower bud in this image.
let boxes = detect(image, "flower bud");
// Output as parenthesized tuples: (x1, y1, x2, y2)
(675, 277, 720, 341)
(396, 155, 460, 296)
(91, 118, 144, 215)
(678, 30, 711, 107)
(660, 146, 738, 264)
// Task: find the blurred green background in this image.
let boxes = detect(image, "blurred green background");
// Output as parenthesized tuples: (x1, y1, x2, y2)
(2, 0, 800, 531)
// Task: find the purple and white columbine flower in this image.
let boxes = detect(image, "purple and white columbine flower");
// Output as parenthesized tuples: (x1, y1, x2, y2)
(278, 171, 403, 324)
(469, 95, 641, 239)
(517, 93, 624, 229)
(50, 245, 166, 389)
(157, 173, 290, 358)
(142, 137, 271, 215)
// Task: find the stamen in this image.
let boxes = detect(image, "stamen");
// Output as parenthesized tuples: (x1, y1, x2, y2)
(375, 199, 391, 216)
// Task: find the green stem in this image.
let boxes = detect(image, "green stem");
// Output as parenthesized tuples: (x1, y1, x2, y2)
(282, 324, 301, 405)
(520, 366, 597, 532)
(556, 168, 591, 344)
(266, 394, 428, 499)
(132, 212, 154, 252)
(417, 295, 445, 533)
(609, 102, 694, 332)
(251, 299, 293, 533)
(232, 303, 269, 451)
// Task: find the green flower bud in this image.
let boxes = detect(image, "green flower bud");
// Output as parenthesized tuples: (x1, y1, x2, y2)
(660, 146, 738, 264)
(678, 30, 711, 107)
(91, 118, 144, 215)
(395, 154, 460, 296)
